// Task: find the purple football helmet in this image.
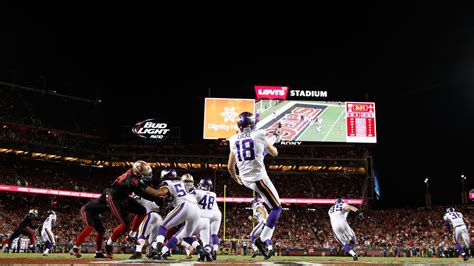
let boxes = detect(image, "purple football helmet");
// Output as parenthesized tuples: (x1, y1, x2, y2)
(237, 112, 256, 132)
(198, 178, 213, 191)
(335, 198, 344, 204)
(160, 168, 177, 179)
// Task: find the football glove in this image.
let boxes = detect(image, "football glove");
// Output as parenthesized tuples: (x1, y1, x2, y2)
(355, 210, 364, 221)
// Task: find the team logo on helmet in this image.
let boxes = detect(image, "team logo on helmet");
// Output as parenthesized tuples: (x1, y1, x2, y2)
(161, 168, 177, 179)
(237, 112, 256, 132)
(446, 207, 455, 213)
(198, 178, 213, 191)
(181, 173, 195, 190)
(335, 198, 344, 204)
(132, 160, 153, 181)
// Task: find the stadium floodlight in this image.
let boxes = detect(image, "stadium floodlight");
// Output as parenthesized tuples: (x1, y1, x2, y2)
(424, 178, 429, 184)
(461, 174, 466, 181)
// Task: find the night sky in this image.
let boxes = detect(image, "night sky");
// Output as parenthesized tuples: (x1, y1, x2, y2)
(2, 3, 474, 208)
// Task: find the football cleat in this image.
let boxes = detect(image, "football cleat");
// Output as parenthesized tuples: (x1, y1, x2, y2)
(129, 252, 142, 259)
(212, 250, 217, 260)
(264, 249, 275, 260)
(69, 247, 82, 258)
(94, 251, 106, 258)
(464, 254, 469, 261)
(105, 243, 113, 259)
(126, 235, 138, 245)
(254, 238, 269, 259)
(353, 254, 359, 261)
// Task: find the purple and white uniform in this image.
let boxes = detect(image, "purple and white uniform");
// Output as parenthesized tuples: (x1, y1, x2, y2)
(135, 197, 163, 253)
(159, 180, 201, 243)
(444, 211, 470, 248)
(228, 130, 281, 209)
(328, 203, 356, 245)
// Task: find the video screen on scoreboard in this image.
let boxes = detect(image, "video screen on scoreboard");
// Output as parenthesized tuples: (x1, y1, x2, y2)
(255, 100, 376, 143)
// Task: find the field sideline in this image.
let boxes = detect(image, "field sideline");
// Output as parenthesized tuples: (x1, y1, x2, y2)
(0, 253, 471, 265)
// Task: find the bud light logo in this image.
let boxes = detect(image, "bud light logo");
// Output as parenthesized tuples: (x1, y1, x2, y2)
(132, 118, 170, 140)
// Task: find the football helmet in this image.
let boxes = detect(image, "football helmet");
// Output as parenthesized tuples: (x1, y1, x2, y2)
(181, 173, 195, 190)
(237, 112, 256, 132)
(446, 207, 455, 213)
(47, 210, 55, 216)
(132, 160, 153, 181)
(198, 178, 213, 191)
(29, 209, 38, 216)
(160, 168, 177, 179)
(335, 198, 344, 204)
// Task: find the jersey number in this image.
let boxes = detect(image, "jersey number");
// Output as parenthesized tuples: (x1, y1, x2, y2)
(235, 139, 255, 162)
(329, 203, 343, 213)
(449, 212, 460, 219)
(174, 184, 187, 197)
(198, 195, 215, 210)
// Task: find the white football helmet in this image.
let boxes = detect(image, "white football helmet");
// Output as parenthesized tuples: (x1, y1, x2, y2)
(181, 173, 195, 191)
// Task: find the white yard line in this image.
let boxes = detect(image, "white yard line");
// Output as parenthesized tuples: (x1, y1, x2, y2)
(322, 108, 345, 141)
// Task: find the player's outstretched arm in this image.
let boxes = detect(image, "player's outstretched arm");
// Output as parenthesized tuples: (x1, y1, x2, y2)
(144, 186, 169, 198)
(227, 151, 242, 185)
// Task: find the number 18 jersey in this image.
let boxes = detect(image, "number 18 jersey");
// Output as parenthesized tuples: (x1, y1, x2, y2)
(228, 129, 269, 182)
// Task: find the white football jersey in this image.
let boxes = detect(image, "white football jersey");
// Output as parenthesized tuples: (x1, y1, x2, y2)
(136, 197, 160, 213)
(252, 201, 267, 223)
(194, 189, 217, 219)
(160, 179, 197, 207)
(444, 211, 466, 227)
(328, 203, 349, 224)
(42, 213, 56, 231)
(228, 129, 270, 182)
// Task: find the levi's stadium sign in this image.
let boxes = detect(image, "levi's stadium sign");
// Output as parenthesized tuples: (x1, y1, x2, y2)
(254, 86, 289, 100)
(254, 85, 328, 100)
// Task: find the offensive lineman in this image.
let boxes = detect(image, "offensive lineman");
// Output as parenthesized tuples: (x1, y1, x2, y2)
(444, 207, 470, 261)
(227, 111, 282, 259)
(328, 198, 362, 261)
(194, 178, 219, 261)
(41, 210, 56, 256)
(143, 169, 208, 260)
(129, 195, 163, 259)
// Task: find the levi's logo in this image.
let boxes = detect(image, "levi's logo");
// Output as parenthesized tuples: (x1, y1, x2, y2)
(254, 86, 289, 100)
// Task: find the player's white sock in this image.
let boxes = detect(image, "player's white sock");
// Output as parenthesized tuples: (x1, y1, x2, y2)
(181, 241, 190, 249)
(156, 235, 165, 244)
(151, 241, 157, 249)
(43, 249, 50, 255)
(213, 244, 219, 252)
(252, 244, 258, 252)
(349, 250, 356, 257)
(260, 226, 275, 242)
(161, 246, 170, 254)
(136, 238, 145, 253)
(106, 238, 113, 246)
(191, 241, 200, 250)
(267, 244, 273, 251)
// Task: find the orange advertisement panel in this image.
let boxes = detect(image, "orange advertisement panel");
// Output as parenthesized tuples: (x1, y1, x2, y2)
(203, 98, 255, 139)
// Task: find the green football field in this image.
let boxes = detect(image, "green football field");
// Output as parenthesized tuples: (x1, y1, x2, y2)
(256, 100, 347, 142)
(0, 253, 470, 264)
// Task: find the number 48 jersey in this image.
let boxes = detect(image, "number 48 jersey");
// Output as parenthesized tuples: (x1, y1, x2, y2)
(194, 189, 217, 219)
(228, 129, 270, 182)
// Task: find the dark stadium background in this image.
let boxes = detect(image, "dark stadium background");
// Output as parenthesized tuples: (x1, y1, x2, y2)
(1, 3, 474, 209)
